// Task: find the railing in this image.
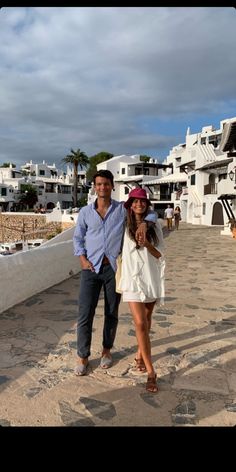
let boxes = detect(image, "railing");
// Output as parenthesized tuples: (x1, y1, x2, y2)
(204, 183, 217, 195)
(182, 187, 188, 195)
(174, 190, 182, 200)
(151, 193, 171, 201)
(160, 193, 171, 201)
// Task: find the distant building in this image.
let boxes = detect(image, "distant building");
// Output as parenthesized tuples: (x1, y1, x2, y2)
(87, 117, 236, 226)
(0, 160, 88, 211)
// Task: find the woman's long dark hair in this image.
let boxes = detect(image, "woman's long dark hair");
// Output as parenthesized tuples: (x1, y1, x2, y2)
(126, 200, 158, 248)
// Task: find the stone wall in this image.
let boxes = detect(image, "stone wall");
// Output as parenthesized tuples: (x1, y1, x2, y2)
(61, 222, 75, 231)
(0, 214, 65, 243)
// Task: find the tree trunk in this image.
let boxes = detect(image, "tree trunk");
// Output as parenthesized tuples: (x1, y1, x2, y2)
(73, 164, 78, 207)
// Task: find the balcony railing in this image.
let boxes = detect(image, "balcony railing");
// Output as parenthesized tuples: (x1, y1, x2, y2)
(204, 183, 217, 195)
(182, 187, 188, 195)
(151, 193, 171, 201)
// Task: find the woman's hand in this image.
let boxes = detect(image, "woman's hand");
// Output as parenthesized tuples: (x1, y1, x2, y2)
(135, 222, 147, 246)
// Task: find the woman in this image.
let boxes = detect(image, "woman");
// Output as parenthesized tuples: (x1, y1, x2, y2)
(118, 188, 165, 393)
(174, 206, 181, 230)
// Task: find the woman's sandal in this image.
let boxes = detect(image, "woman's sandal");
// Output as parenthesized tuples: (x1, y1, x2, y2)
(146, 374, 158, 393)
(134, 357, 147, 372)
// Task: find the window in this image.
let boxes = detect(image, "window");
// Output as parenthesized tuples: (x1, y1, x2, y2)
(61, 185, 71, 194)
(124, 187, 129, 194)
(39, 170, 45, 176)
(209, 136, 219, 148)
(121, 168, 125, 175)
(190, 174, 196, 185)
(202, 203, 206, 215)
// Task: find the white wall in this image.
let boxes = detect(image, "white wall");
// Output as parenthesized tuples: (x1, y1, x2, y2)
(40, 225, 75, 246)
(0, 237, 81, 314)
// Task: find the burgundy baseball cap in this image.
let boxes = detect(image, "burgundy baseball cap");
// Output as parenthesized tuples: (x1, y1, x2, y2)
(124, 187, 151, 209)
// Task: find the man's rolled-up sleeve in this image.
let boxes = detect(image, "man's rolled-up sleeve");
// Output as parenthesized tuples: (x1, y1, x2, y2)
(144, 209, 157, 223)
(73, 211, 87, 256)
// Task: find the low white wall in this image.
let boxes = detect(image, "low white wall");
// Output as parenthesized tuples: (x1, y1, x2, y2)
(40, 225, 75, 246)
(45, 209, 78, 224)
(0, 239, 81, 314)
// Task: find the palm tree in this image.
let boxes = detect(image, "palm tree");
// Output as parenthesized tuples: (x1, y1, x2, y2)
(62, 148, 89, 207)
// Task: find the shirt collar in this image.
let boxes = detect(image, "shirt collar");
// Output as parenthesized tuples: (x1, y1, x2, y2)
(92, 198, 114, 210)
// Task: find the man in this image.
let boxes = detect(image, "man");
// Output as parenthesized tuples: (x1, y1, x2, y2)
(164, 204, 174, 231)
(73, 169, 157, 375)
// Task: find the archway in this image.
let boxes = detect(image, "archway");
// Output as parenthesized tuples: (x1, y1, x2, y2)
(211, 201, 224, 225)
(47, 202, 55, 210)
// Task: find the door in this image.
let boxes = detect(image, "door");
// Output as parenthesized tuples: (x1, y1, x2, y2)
(211, 201, 224, 225)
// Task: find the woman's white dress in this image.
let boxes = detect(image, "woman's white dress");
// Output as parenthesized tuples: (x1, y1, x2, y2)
(118, 220, 165, 304)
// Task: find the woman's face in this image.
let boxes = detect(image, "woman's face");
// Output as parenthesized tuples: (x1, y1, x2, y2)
(131, 198, 147, 215)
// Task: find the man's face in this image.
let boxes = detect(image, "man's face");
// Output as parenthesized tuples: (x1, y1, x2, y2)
(94, 177, 113, 198)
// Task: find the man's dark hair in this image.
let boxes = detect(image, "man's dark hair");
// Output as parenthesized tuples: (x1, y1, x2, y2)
(93, 169, 114, 187)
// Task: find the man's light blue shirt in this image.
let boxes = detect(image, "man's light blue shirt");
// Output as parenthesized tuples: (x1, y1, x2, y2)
(73, 199, 157, 274)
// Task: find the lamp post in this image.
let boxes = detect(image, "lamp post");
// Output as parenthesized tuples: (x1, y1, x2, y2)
(25, 190, 28, 210)
(21, 217, 29, 251)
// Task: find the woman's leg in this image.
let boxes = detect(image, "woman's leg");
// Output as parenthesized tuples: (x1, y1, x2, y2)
(145, 301, 156, 331)
(136, 301, 155, 350)
(135, 301, 155, 367)
(129, 301, 155, 377)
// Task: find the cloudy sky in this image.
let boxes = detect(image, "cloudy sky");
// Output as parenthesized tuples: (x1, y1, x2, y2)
(0, 6, 236, 169)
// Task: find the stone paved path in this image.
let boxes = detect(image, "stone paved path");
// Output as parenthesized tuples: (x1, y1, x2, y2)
(0, 223, 236, 426)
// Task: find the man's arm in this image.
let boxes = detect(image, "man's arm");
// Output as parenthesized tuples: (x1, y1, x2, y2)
(144, 209, 157, 224)
(73, 209, 95, 271)
(73, 209, 87, 256)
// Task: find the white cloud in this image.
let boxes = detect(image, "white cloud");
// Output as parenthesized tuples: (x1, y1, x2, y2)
(0, 6, 235, 166)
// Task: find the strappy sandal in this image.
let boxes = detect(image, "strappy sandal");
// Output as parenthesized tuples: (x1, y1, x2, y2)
(134, 357, 147, 372)
(146, 374, 158, 393)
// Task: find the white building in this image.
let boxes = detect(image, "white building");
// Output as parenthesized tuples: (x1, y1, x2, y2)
(162, 117, 236, 226)
(88, 154, 172, 204)
(0, 160, 88, 211)
(87, 117, 236, 227)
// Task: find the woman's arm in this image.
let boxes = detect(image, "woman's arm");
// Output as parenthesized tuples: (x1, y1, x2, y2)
(155, 219, 165, 256)
(143, 239, 162, 259)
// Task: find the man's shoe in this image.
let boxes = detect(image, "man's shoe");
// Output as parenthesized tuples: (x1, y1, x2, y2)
(74, 363, 89, 376)
(100, 355, 113, 369)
